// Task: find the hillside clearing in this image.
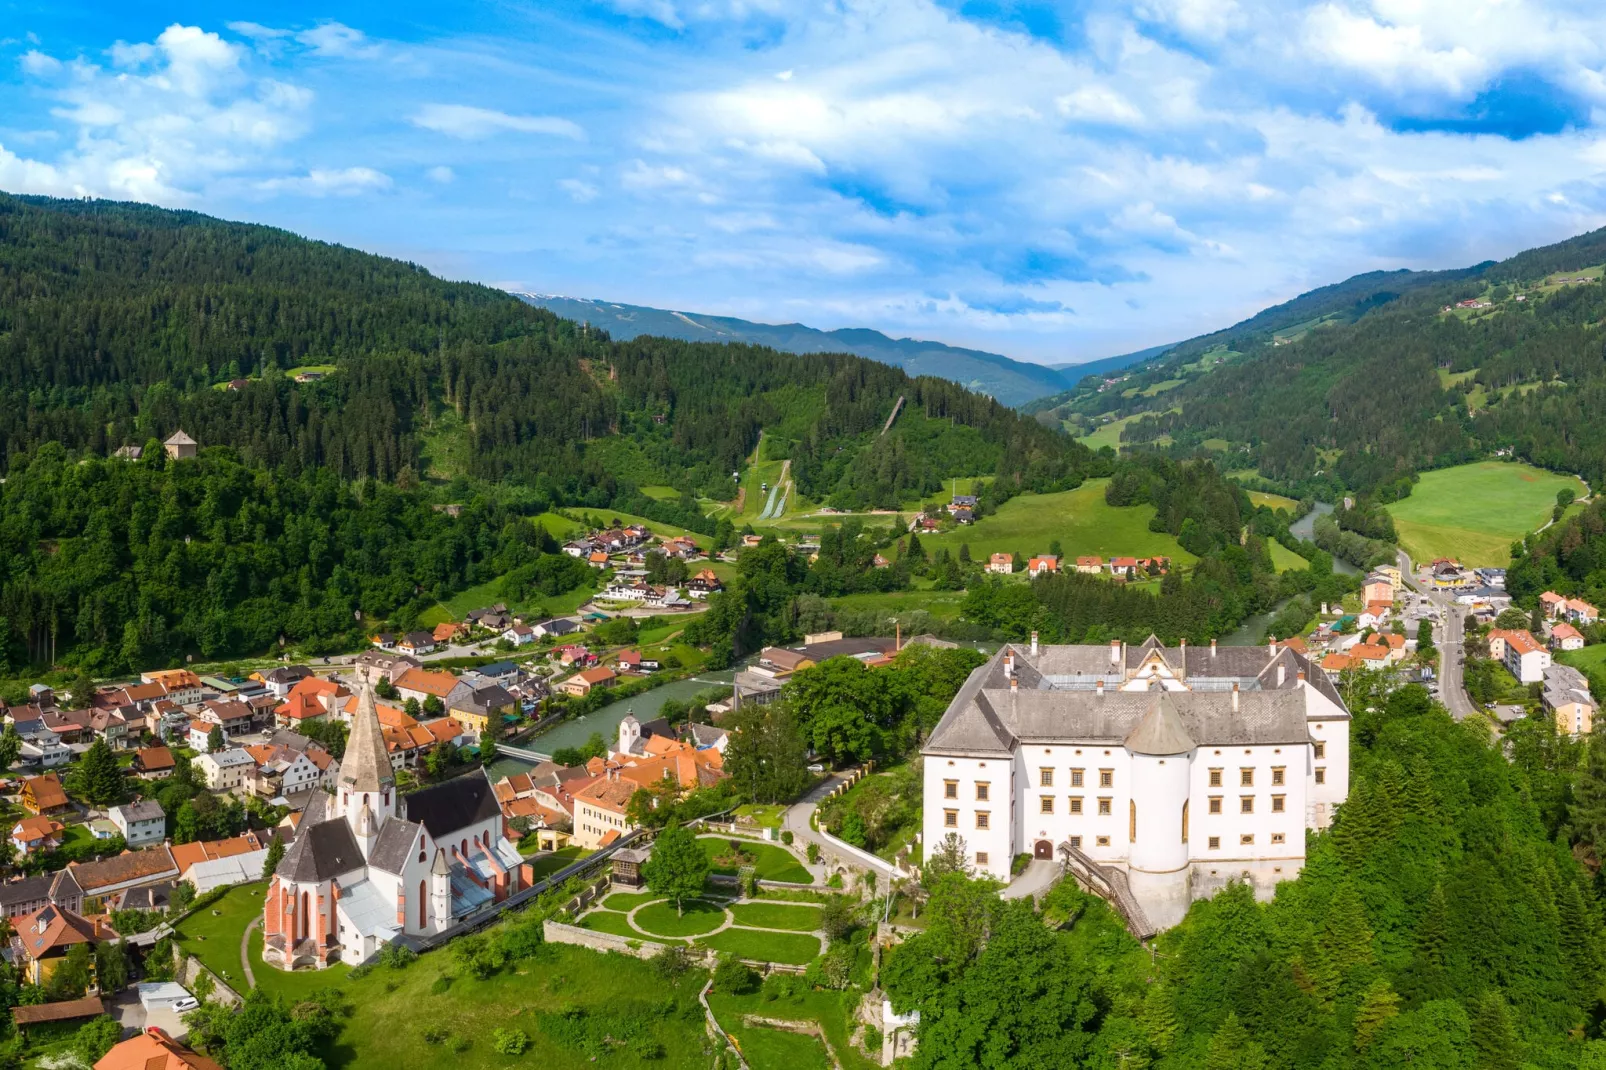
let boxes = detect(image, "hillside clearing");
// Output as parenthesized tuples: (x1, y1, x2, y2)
(1387, 461, 1586, 566)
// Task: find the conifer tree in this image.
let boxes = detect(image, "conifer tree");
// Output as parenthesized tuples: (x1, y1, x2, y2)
(75, 738, 127, 807)
(1470, 991, 1521, 1070)
(1141, 980, 1180, 1053)
(1204, 1013, 1268, 1070)
(1312, 883, 1375, 1005)
(1574, 728, 1606, 855)
(1353, 978, 1401, 1050)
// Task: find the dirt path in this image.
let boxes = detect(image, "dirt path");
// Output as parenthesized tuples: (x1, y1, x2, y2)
(240, 917, 260, 990)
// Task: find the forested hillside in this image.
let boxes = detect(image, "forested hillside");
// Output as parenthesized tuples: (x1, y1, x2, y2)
(1034, 225, 1606, 497)
(0, 192, 1099, 671)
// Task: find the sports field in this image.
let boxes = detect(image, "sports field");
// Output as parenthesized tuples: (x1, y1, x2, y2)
(1387, 462, 1587, 566)
(917, 479, 1194, 565)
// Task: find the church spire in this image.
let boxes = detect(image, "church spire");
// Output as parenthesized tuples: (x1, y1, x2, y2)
(340, 684, 395, 795)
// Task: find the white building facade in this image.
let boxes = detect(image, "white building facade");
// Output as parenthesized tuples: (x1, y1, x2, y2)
(921, 637, 1350, 930)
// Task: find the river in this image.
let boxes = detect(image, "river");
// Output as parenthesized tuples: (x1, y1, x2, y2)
(483, 669, 737, 780)
(1220, 501, 1359, 646)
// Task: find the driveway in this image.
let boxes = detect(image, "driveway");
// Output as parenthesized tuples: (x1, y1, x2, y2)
(1001, 859, 1061, 901)
(781, 772, 897, 883)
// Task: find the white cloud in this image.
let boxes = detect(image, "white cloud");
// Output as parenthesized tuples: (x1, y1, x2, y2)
(559, 178, 599, 202)
(19, 51, 61, 76)
(427, 165, 455, 183)
(257, 167, 392, 196)
(296, 22, 381, 59)
(1057, 86, 1144, 125)
(410, 104, 584, 140)
(227, 22, 290, 42)
(1303, 4, 1486, 94)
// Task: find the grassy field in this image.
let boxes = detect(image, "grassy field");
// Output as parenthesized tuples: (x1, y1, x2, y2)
(634, 900, 728, 937)
(700, 928, 822, 965)
(420, 573, 597, 628)
(828, 588, 968, 622)
(713, 1007, 833, 1070)
(1247, 490, 1300, 512)
(727, 902, 823, 931)
(1559, 646, 1606, 691)
(915, 479, 1194, 565)
(699, 837, 813, 883)
(522, 845, 587, 877)
(708, 989, 878, 1070)
(1078, 413, 1145, 451)
(1387, 461, 1587, 566)
(1268, 540, 1309, 573)
(173, 882, 274, 994)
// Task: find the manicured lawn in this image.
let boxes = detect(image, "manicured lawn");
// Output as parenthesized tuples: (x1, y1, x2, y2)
(523, 845, 587, 878)
(728, 902, 823, 931)
(579, 909, 649, 940)
(326, 938, 709, 1069)
(172, 881, 269, 993)
(1268, 540, 1309, 573)
(247, 928, 351, 1003)
(698, 838, 813, 884)
(731, 803, 787, 829)
(632, 899, 728, 937)
(915, 479, 1195, 566)
(602, 890, 663, 911)
(1387, 461, 1587, 566)
(698, 928, 822, 965)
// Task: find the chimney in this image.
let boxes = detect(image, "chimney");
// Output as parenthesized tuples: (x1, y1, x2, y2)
(1010, 677, 1018, 694)
(1231, 682, 1240, 711)
(1268, 638, 1277, 657)
(1004, 652, 1014, 677)
(1297, 669, 1306, 683)
(1030, 631, 1039, 656)
(1210, 638, 1217, 658)
(1277, 664, 1286, 686)
(1096, 679, 1104, 697)
(1178, 637, 1187, 680)
(1110, 639, 1122, 666)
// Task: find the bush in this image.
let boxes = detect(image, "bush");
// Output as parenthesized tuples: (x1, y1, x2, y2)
(780, 830, 793, 845)
(820, 895, 856, 941)
(1011, 853, 1031, 876)
(347, 963, 374, 980)
(423, 1026, 449, 1045)
(863, 1024, 883, 1054)
(379, 942, 416, 969)
(806, 843, 820, 864)
(451, 1035, 472, 1053)
(430, 975, 454, 995)
(712, 956, 759, 995)
(493, 1028, 530, 1055)
(650, 944, 693, 980)
(827, 873, 843, 889)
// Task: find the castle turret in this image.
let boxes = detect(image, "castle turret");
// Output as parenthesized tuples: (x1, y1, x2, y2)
(1124, 690, 1194, 928)
(337, 685, 396, 833)
(430, 847, 452, 932)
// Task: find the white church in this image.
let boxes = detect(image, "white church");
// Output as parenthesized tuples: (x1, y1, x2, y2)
(922, 636, 1350, 930)
(263, 686, 523, 970)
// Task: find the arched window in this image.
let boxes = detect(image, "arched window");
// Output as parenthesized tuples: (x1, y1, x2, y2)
(1181, 800, 1189, 842)
(461, 838, 468, 856)
(1129, 800, 1137, 843)
(300, 891, 309, 941)
(419, 880, 427, 929)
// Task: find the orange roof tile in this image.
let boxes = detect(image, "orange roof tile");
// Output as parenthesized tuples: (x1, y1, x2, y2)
(394, 668, 459, 698)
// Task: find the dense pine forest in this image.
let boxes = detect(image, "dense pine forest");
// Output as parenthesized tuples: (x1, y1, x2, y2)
(0, 193, 1100, 671)
(1035, 224, 1606, 497)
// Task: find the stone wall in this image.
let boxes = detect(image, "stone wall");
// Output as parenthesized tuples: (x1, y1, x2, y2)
(542, 920, 673, 960)
(175, 949, 242, 1008)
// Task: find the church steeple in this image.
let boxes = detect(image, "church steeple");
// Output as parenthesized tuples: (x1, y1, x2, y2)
(337, 685, 396, 830)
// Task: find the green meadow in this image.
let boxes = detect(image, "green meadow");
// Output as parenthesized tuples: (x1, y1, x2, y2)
(1387, 461, 1586, 566)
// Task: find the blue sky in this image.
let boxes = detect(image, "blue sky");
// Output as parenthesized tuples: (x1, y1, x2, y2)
(4, 1, 1606, 363)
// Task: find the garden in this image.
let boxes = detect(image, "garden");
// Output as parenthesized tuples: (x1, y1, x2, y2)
(576, 891, 826, 966)
(698, 835, 813, 884)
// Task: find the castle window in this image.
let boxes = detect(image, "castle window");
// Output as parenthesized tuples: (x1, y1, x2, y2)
(1096, 835, 1110, 847)
(1040, 796, 1054, 814)
(1272, 795, 1285, 813)
(1240, 834, 1254, 846)
(1315, 768, 1326, 785)
(1208, 836, 1220, 850)
(1313, 741, 1326, 759)
(1071, 769, 1084, 787)
(1208, 796, 1222, 814)
(1271, 832, 1286, 844)
(1271, 766, 1285, 786)
(1129, 801, 1137, 842)
(975, 782, 990, 802)
(1098, 797, 1112, 816)
(1240, 768, 1254, 787)
(1069, 835, 1082, 848)
(944, 780, 957, 799)
(1208, 768, 1222, 787)
(976, 852, 989, 866)
(1070, 797, 1083, 815)
(1240, 797, 1254, 814)
(975, 811, 990, 830)
(1039, 768, 1053, 787)
(1099, 769, 1113, 788)
(944, 810, 958, 828)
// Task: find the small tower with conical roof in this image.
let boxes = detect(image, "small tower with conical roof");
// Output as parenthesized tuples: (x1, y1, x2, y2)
(430, 847, 452, 931)
(335, 685, 397, 835)
(1124, 690, 1195, 928)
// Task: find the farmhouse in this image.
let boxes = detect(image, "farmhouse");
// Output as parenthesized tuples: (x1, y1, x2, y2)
(986, 553, 1014, 575)
(1028, 555, 1060, 577)
(921, 636, 1349, 930)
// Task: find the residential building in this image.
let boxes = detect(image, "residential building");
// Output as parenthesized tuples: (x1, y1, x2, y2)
(1362, 576, 1394, 606)
(533, 618, 581, 638)
(614, 650, 660, 673)
(433, 621, 470, 644)
(10, 817, 63, 856)
(1543, 664, 1597, 736)
(560, 667, 617, 697)
(1500, 629, 1551, 683)
(13, 904, 110, 985)
(503, 624, 537, 647)
(274, 676, 348, 729)
(470, 661, 520, 688)
(687, 570, 723, 599)
(1075, 556, 1104, 574)
(67, 847, 181, 911)
(132, 746, 175, 780)
(253, 665, 314, 699)
(572, 774, 637, 850)
(1108, 557, 1140, 579)
(921, 637, 1350, 930)
(986, 553, 1014, 575)
(196, 748, 256, 792)
(447, 684, 516, 742)
(93, 1029, 223, 1070)
(21, 775, 69, 816)
(394, 668, 459, 707)
(397, 632, 438, 657)
(262, 687, 523, 970)
(109, 801, 167, 847)
(140, 670, 202, 707)
(1027, 555, 1060, 577)
(1551, 622, 1586, 651)
(350, 652, 421, 689)
(0, 870, 84, 918)
(198, 698, 255, 738)
(170, 831, 272, 888)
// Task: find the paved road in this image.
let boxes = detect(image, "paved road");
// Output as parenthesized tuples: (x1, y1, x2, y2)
(1398, 548, 1479, 722)
(781, 771, 897, 882)
(1001, 859, 1061, 900)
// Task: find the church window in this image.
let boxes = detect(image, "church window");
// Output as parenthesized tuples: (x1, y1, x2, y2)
(419, 880, 427, 929)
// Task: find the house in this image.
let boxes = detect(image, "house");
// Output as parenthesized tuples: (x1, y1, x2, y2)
(0, 870, 84, 919)
(1543, 664, 1597, 736)
(687, 570, 723, 598)
(68, 847, 180, 910)
(196, 748, 256, 792)
(447, 684, 517, 742)
(10, 817, 63, 856)
(562, 540, 593, 558)
(556, 645, 596, 668)
(984, 553, 1014, 575)
(1500, 629, 1551, 684)
(433, 621, 469, 644)
(12, 904, 111, 986)
(253, 665, 314, 699)
(1075, 556, 1104, 574)
(1564, 598, 1600, 625)
(952, 507, 974, 525)
(397, 631, 438, 657)
(263, 688, 524, 970)
(22, 775, 69, 816)
(92, 1029, 223, 1070)
(198, 698, 256, 738)
(572, 774, 638, 850)
(533, 618, 581, 638)
(370, 633, 398, 652)
(1540, 591, 1566, 617)
(1028, 555, 1060, 577)
(1551, 622, 1586, 651)
(111, 445, 143, 461)
(244, 741, 330, 797)
(1374, 565, 1405, 589)
(560, 667, 618, 697)
(615, 650, 661, 673)
(394, 668, 460, 706)
(187, 721, 218, 753)
(140, 670, 203, 707)
(1362, 576, 1394, 606)
(1108, 557, 1140, 579)
(503, 624, 537, 647)
(109, 801, 167, 847)
(471, 661, 520, 688)
(683, 722, 730, 753)
(1349, 643, 1391, 669)
(163, 430, 197, 460)
(170, 831, 271, 889)
(948, 495, 978, 513)
(351, 652, 420, 689)
(588, 550, 611, 568)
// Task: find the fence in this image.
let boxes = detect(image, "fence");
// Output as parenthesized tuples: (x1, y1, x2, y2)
(1057, 840, 1156, 940)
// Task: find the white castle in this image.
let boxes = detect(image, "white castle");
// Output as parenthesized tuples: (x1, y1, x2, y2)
(921, 635, 1350, 930)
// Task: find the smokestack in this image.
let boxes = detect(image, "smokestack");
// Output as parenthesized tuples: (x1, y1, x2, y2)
(1030, 631, 1039, 656)
(1231, 682, 1240, 711)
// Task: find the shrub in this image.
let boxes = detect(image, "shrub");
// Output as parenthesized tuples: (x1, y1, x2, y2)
(820, 895, 856, 941)
(1011, 853, 1031, 876)
(780, 830, 793, 845)
(430, 975, 454, 995)
(650, 944, 692, 980)
(712, 956, 759, 995)
(806, 842, 821, 864)
(379, 942, 417, 969)
(347, 963, 374, 981)
(827, 873, 843, 889)
(631, 1037, 666, 1059)
(863, 1024, 884, 1054)
(493, 1028, 530, 1055)
(451, 1035, 472, 1053)
(422, 1026, 449, 1045)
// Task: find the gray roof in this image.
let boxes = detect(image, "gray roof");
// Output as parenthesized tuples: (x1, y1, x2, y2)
(1543, 664, 1597, 709)
(114, 801, 166, 823)
(924, 642, 1342, 758)
(404, 770, 502, 839)
(368, 817, 423, 875)
(275, 794, 363, 883)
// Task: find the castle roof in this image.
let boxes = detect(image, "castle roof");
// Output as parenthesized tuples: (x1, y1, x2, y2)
(1123, 691, 1196, 756)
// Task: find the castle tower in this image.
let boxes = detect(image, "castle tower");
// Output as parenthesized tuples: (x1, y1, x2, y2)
(430, 847, 452, 932)
(336, 685, 396, 833)
(1124, 690, 1195, 929)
